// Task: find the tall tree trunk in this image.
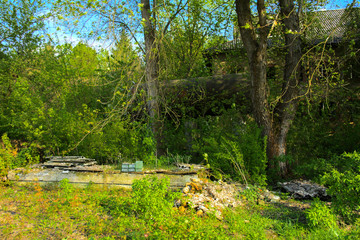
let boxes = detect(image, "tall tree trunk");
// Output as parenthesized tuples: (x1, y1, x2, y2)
(270, 0, 302, 175)
(235, 0, 272, 132)
(235, 0, 273, 163)
(141, 0, 165, 156)
(235, 0, 302, 176)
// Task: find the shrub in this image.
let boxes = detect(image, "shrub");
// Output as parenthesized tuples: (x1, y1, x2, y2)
(78, 119, 154, 165)
(202, 120, 267, 186)
(0, 133, 39, 178)
(59, 178, 75, 204)
(306, 198, 337, 229)
(0, 133, 16, 177)
(287, 91, 360, 181)
(321, 151, 360, 223)
(131, 176, 180, 220)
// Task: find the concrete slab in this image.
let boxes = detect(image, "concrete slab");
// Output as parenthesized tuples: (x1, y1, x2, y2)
(8, 168, 198, 189)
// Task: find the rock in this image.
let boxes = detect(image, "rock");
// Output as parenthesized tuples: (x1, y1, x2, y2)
(278, 180, 328, 200)
(42, 156, 97, 170)
(198, 205, 209, 213)
(263, 190, 281, 202)
(196, 209, 204, 216)
(189, 182, 202, 192)
(191, 177, 201, 183)
(270, 195, 281, 202)
(182, 186, 191, 194)
(179, 206, 186, 213)
(174, 199, 182, 208)
(214, 210, 223, 220)
(176, 163, 205, 171)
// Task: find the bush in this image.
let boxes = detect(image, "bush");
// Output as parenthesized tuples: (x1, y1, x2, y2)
(131, 176, 180, 220)
(306, 198, 337, 229)
(321, 151, 360, 223)
(78, 120, 155, 165)
(287, 90, 360, 181)
(0, 133, 39, 178)
(202, 119, 267, 186)
(0, 133, 16, 177)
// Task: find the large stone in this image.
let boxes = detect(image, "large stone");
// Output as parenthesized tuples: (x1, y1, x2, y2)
(278, 180, 328, 200)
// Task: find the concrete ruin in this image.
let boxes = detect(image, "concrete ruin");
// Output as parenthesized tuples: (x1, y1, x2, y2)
(7, 156, 200, 189)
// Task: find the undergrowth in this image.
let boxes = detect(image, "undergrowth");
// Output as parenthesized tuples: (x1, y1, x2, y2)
(1, 177, 360, 239)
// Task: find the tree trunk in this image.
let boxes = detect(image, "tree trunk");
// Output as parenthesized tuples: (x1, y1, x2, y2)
(270, 0, 303, 175)
(141, 0, 165, 156)
(235, 0, 273, 162)
(235, 0, 302, 177)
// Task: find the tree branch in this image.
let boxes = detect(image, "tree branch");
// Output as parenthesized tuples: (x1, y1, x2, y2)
(113, 20, 145, 54)
(163, 0, 189, 35)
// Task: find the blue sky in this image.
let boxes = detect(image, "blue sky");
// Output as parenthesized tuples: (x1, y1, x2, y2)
(44, 0, 358, 49)
(326, 0, 355, 9)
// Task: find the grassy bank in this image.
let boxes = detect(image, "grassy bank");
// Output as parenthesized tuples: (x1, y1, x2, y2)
(0, 180, 359, 239)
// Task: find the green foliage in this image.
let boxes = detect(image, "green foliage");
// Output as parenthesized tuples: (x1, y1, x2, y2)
(0, 0, 47, 55)
(239, 185, 262, 204)
(224, 207, 274, 239)
(78, 120, 154, 165)
(202, 118, 267, 186)
(3, 183, 360, 239)
(0, 133, 16, 177)
(288, 89, 360, 181)
(163, 107, 267, 185)
(328, 151, 360, 173)
(131, 176, 180, 220)
(158, 0, 233, 80)
(59, 178, 75, 204)
(155, 153, 192, 168)
(0, 133, 39, 177)
(215, 137, 249, 184)
(321, 151, 360, 223)
(306, 198, 337, 229)
(0, 28, 152, 164)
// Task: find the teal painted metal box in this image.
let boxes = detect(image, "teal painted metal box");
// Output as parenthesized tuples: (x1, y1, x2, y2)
(122, 161, 143, 172)
(135, 161, 143, 172)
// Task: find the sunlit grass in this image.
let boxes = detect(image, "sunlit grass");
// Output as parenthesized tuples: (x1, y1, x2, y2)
(0, 182, 359, 239)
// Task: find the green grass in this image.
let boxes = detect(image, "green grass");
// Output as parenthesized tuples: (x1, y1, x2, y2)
(0, 182, 359, 239)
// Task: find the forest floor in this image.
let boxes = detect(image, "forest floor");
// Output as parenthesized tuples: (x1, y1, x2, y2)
(0, 181, 359, 239)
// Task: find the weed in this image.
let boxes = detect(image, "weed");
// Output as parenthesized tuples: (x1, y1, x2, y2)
(306, 198, 338, 229)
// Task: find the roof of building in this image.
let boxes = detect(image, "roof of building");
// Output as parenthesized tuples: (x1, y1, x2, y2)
(304, 8, 348, 44)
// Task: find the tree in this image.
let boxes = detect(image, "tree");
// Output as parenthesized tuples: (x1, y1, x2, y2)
(52, 0, 194, 156)
(0, 0, 48, 138)
(159, 0, 232, 80)
(235, 0, 303, 175)
(52, 0, 232, 157)
(140, 0, 164, 156)
(0, 0, 47, 55)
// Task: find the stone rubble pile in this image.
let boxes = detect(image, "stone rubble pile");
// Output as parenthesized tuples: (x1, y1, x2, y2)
(175, 178, 241, 219)
(278, 180, 328, 200)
